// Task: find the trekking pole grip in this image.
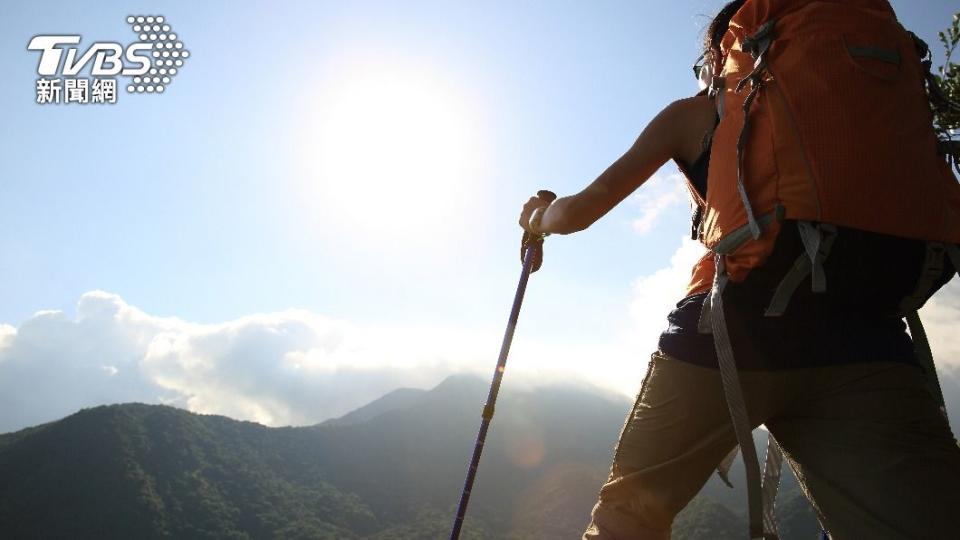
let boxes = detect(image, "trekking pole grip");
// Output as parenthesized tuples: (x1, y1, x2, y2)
(520, 190, 557, 273)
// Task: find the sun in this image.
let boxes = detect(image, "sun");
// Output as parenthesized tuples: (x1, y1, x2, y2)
(303, 62, 483, 244)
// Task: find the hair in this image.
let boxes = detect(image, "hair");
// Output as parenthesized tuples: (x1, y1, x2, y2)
(703, 0, 747, 66)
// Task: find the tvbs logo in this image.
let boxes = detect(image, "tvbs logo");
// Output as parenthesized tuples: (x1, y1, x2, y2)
(27, 15, 189, 104)
(28, 36, 152, 77)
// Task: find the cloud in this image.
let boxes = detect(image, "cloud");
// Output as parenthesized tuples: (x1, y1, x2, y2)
(626, 236, 707, 356)
(0, 290, 638, 434)
(0, 324, 15, 349)
(920, 277, 960, 368)
(501, 237, 708, 401)
(630, 172, 688, 234)
(0, 292, 485, 433)
(1, 248, 957, 435)
(918, 278, 960, 421)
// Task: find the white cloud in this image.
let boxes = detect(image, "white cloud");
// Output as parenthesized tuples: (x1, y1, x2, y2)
(479, 238, 708, 400)
(0, 290, 642, 433)
(0, 292, 483, 433)
(1, 247, 956, 434)
(918, 277, 960, 421)
(504, 237, 707, 400)
(920, 277, 960, 369)
(0, 274, 684, 433)
(626, 236, 707, 355)
(630, 172, 688, 234)
(0, 324, 15, 350)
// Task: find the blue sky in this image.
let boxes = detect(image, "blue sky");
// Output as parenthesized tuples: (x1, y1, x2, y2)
(1, 1, 959, 430)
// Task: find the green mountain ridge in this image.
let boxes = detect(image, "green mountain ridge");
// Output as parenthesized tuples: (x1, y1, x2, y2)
(0, 376, 821, 538)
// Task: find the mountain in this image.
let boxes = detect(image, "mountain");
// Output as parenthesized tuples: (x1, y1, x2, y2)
(320, 388, 427, 427)
(0, 376, 821, 538)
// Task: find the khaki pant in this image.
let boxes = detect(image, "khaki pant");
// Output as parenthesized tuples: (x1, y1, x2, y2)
(584, 352, 960, 540)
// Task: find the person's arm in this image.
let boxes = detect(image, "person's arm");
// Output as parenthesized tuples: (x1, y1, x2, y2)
(520, 96, 713, 235)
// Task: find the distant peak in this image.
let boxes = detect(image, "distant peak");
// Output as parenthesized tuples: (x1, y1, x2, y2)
(433, 373, 486, 389)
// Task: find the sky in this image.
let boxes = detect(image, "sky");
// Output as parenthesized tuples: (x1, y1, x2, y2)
(1, 0, 959, 433)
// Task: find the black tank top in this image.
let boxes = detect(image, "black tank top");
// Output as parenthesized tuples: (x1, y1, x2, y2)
(680, 126, 712, 240)
(660, 148, 952, 370)
(685, 145, 710, 201)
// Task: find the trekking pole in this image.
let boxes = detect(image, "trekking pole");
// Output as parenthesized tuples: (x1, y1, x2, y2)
(449, 189, 557, 540)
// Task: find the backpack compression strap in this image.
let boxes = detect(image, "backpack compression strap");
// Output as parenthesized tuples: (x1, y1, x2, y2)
(699, 207, 785, 540)
(734, 19, 778, 241)
(709, 254, 774, 540)
(761, 435, 785, 537)
(765, 222, 838, 317)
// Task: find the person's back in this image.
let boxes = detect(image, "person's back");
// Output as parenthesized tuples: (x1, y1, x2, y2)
(518, 0, 960, 538)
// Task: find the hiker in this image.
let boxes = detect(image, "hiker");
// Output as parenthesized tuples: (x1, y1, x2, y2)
(519, 0, 960, 538)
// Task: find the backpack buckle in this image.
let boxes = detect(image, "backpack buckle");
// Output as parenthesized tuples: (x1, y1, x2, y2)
(743, 19, 777, 58)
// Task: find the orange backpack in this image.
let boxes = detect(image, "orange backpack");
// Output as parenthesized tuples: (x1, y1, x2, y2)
(678, 2, 960, 538)
(685, 0, 960, 298)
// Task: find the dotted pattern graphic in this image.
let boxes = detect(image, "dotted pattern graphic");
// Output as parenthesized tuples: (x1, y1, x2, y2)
(124, 15, 189, 94)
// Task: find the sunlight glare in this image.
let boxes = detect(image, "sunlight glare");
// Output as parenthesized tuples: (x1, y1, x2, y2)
(307, 62, 483, 244)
